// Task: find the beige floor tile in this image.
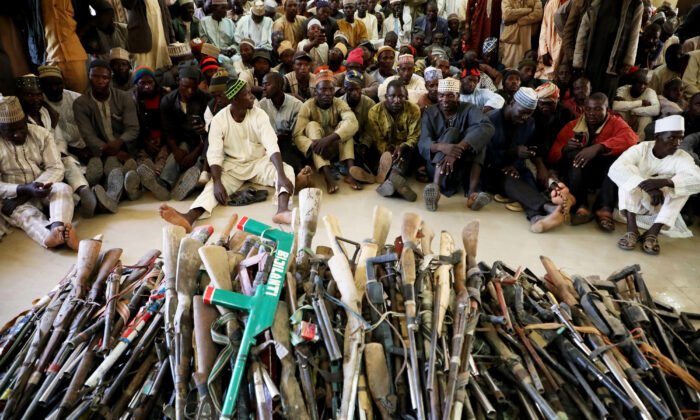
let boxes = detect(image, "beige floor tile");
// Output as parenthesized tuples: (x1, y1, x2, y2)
(0, 181, 699, 321)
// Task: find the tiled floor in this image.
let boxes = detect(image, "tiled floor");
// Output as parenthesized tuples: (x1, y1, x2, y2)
(1, 179, 699, 321)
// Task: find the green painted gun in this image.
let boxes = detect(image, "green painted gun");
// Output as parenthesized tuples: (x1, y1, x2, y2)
(203, 216, 293, 420)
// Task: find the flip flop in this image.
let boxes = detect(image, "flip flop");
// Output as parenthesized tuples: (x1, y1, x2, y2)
(571, 208, 593, 225)
(505, 201, 524, 212)
(349, 166, 376, 184)
(595, 210, 615, 232)
(468, 192, 491, 211)
(228, 187, 269, 206)
(494, 194, 514, 204)
(641, 234, 660, 255)
(617, 231, 639, 251)
(389, 173, 416, 202)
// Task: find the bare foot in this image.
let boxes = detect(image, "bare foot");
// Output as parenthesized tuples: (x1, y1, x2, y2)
(322, 171, 339, 194)
(63, 223, 81, 251)
(295, 166, 314, 192)
(343, 174, 363, 190)
(550, 182, 575, 207)
(530, 205, 566, 233)
(44, 225, 66, 248)
(159, 204, 193, 233)
(272, 210, 293, 225)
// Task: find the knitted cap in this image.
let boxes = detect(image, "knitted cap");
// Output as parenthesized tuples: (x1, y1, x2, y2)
(209, 68, 230, 93)
(334, 30, 349, 43)
(201, 43, 221, 58)
(239, 38, 256, 49)
(513, 87, 538, 110)
(447, 13, 459, 22)
(347, 48, 364, 65)
(109, 47, 130, 63)
(211, 0, 228, 4)
(307, 18, 322, 29)
(437, 78, 459, 93)
(168, 42, 192, 58)
(376, 46, 395, 59)
(179, 64, 202, 81)
(16, 74, 41, 92)
(0, 96, 25, 124)
(38, 65, 63, 79)
(133, 66, 156, 83)
(200, 56, 220, 73)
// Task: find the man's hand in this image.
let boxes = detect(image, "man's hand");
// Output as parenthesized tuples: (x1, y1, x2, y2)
(647, 188, 664, 206)
(145, 137, 161, 155)
(517, 145, 536, 159)
(502, 165, 519, 178)
(172, 147, 188, 165)
(542, 53, 553, 67)
(214, 178, 228, 205)
(310, 135, 338, 160)
(17, 182, 52, 199)
(438, 155, 458, 176)
(277, 131, 292, 143)
(639, 178, 672, 193)
(69, 146, 92, 162)
(278, 173, 294, 195)
(101, 138, 125, 156)
(192, 121, 207, 137)
(181, 149, 200, 169)
(563, 137, 583, 153)
(573, 144, 602, 168)
(440, 143, 465, 160)
(641, 99, 651, 107)
(314, 32, 327, 46)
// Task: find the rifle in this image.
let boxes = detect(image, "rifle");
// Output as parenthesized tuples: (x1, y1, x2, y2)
(106, 352, 157, 420)
(193, 295, 220, 419)
(202, 216, 293, 420)
(162, 224, 187, 386)
(296, 188, 322, 271)
(442, 248, 467, 420)
(364, 343, 396, 420)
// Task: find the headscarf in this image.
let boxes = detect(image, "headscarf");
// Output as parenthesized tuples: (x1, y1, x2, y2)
(482, 37, 498, 55)
(344, 70, 364, 87)
(535, 81, 560, 101)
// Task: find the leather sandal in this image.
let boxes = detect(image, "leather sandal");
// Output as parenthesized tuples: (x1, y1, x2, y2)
(617, 231, 640, 251)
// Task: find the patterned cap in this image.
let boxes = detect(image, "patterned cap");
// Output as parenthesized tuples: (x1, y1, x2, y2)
(398, 54, 414, 65)
(424, 66, 443, 82)
(0, 96, 25, 124)
(482, 37, 498, 55)
(168, 42, 192, 58)
(200, 56, 220, 73)
(201, 43, 221, 58)
(316, 69, 335, 84)
(437, 78, 460, 93)
(16, 74, 41, 91)
(38, 65, 63, 79)
(333, 42, 348, 58)
(347, 48, 364, 65)
(277, 40, 294, 55)
(513, 87, 538, 110)
(343, 0, 356, 4)
(535, 81, 559, 101)
(109, 47, 130, 63)
(251, 0, 265, 15)
(209, 68, 230, 93)
(389, 0, 401, 4)
(133, 66, 156, 83)
(344, 70, 364, 87)
(226, 79, 247, 99)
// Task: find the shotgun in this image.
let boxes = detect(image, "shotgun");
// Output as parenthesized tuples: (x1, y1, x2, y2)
(193, 295, 220, 419)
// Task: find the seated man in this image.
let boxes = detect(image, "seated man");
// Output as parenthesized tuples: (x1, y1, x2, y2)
(459, 61, 504, 113)
(204, 69, 232, 130)
(238, 49, 273, 99)
(110, 47, 133, 91)
(339, 71, 376, 173)
(548, 93, 638, 231)
(484, 88, 571, 233)
(298, 19, 329, 71)
(0, 96, 81, 250)
(417, 66, 441, 113)
(293, 70, 360, 193)
(378, 54, 427, 103)
(235, 0, 274, 49)
(159, 79, 299, 228)
(369, 46, 397, 84)
(613, 69, 660, 139)
(497, 69, 521, 104)
(351, 79, 419, 201)
(610, 115, 700, 255)
(285, 51, 316, 101)
(533, 82, 576, 172)
(157, 42, 197, 91)
(334, 48, 380, 101)
(199, 0, 238, 54)
(562, 77, 591, 118)
(418, 78, 495, 211)
(259, 71, 312, 179)
(73, 60, 140, 213)
(138, 65, 213, 201)
(17, 74, 96, 217)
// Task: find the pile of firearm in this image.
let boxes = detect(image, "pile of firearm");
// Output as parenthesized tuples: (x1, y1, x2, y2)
(1, 187, 700, 420)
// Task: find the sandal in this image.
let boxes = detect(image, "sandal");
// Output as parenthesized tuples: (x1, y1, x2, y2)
(595, 210, 616, 232)
(571, 207, 593, 225)
(617, 231, 640, 251)
(228, 187, 268, 206)
(468, 192, 492, 211)
(641, 234, 660, 255)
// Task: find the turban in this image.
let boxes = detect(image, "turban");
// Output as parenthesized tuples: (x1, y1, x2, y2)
(535, 81, 559, 102)
(482, 37, 498, 55)
(307, 18, 322, 29)
(334, 42, 348, 58)
(133, 66, 156, 83)
(16, 74, 41, 92)
(277, 40, 294, 55)
(226, 79, 247, 99)
(655, 115, 684, 133)
(513, 87, 538, 110)
(344, 69, 364, 87)
(209, 68, 230, 93)
(201, 43, 221, 58)
(437, 78, 459, 93)
(0, 96, 25, 124)
(398, 54, 414, 65)
(347, 48, 364, 65)
(200, 56, 220, 73)
(424, 66, 443, 82)
(251, 0, 265, 15)
(179, 64, 202, 81)
(316, 69, 335, 84)
(376, 46, 394, 59)
(38, 65, 63, 79)
(109, 47, 130, 63)
(89, 59, 111, 71)
(168, 42, 192, 58)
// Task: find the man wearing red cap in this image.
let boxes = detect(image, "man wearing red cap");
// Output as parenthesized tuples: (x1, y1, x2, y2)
(333, 48, 380, 100)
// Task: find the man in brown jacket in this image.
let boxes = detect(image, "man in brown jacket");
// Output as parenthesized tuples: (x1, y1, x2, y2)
(499, 0, 543, 69)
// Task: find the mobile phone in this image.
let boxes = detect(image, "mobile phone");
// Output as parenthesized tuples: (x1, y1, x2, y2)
(190, 115, 203, 126)
(42, 182, 53, 190)
(574, 132, 585, 143)
(527, 146, 538, 153)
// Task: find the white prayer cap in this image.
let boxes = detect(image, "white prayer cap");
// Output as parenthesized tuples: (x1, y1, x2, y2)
(513, 87, 538, 110)
(437, 78, 460, 94)
(655, 115, 685, 134)
(307, 18, 322, 29)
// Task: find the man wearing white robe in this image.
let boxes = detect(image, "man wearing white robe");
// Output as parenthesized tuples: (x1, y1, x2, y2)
(609, 115, 700, 255)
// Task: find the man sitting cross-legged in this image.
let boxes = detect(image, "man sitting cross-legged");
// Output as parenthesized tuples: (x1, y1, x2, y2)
(160, 80, 307, 229)
(418, 78, 495, 211)
(293, 70, 360, 193)
(0, 96, 81, 250)
(610, 115, 700, 255)
(351, 80, 420, 202)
